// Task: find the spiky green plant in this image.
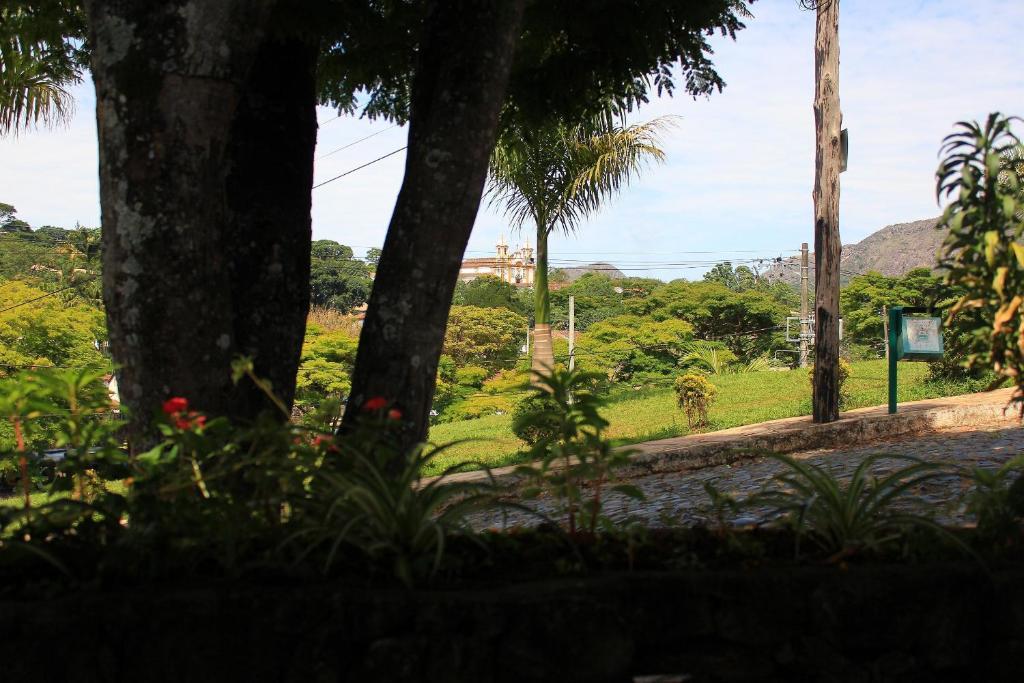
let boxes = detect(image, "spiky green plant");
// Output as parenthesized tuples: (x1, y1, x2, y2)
(682, 341, 737, 375)
(282, 437, 500, 587)
(748, 452, 956, 560)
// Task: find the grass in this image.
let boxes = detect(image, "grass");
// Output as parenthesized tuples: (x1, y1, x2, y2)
(0, 480, 127, 509)
(425, 360, 987, 476)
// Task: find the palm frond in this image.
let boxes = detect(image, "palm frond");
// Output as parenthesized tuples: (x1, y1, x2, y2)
(487, 115, 676, 236)
(0, 36, 78, 136)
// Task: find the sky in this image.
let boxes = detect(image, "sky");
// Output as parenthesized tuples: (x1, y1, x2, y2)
(2, 0, 1022, 281)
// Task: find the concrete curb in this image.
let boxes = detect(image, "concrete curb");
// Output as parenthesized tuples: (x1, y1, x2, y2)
(441, 389, 1019, 488)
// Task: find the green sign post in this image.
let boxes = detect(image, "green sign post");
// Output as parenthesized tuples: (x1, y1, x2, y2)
(887, 306, 944, 414)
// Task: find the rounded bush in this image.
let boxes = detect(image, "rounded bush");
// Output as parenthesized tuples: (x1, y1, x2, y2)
(511, 392, 562, 446)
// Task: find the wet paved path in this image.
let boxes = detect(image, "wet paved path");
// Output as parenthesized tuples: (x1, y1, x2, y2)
(472, 422, 1024, 529)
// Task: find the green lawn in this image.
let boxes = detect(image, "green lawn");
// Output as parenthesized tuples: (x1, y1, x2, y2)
(425, 360, 984, 475)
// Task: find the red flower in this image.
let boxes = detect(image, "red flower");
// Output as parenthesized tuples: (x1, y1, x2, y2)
(362, 396, 388, 412)
(173, 410, 206, 431)
(387, 408, 403, 421)
(162, 397, 189, 415)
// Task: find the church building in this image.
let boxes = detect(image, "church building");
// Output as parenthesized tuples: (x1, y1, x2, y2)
(458, 235, 535, 287)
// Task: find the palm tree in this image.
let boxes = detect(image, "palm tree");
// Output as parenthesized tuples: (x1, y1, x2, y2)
(488, 116, 673, 373)
(0, 31, 79, 136)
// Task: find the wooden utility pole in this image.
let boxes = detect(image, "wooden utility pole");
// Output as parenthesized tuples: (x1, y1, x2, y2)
(799, 242, 810, 368)
(811, 0, 842, 423)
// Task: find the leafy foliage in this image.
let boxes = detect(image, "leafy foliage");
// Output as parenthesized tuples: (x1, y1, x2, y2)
(442, 305, 527, 368)
(451, 275, 529, 316)
(308, 240, 372, 313)
(514, 368, 643, 534)
(0, 1, 87, 135)
(0, 280, 107, 373)
(627, 280, 788, 359)
(681, 340, 737, 375)
(936, 113, 1024, 408)
(0, 363, 503, 587)
(316, 1, 751, 128)
(572, 314, 694, 381)
(549, 273, 626, 330)
(841, 269, 948, 353)
(489, 118, 673, 239)
(511, 391, 562, 447)
(673, 373, 717, 430)
(294, 326, 358, 416)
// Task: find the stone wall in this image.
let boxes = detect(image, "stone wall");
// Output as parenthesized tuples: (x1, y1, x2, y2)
(2, 564, 1022, 682)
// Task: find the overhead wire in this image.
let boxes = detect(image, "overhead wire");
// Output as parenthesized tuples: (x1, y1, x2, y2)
(0, 285, 78, 314)
(312, 147, 407, 190)
(316, 124, 399, 161)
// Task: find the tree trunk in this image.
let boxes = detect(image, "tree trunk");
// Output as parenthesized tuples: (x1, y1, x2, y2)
(86, 1, 317, 448)
(531, 222, 554, 376)
(812, 0, 842, 423)
(342, 0, 525, 450)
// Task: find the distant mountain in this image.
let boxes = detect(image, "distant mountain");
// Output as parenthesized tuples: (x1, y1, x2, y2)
(763, 217, 944, 287)
(559, 262, 626, 281)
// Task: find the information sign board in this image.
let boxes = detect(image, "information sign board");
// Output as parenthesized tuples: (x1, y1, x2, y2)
(897, 316, 944, 360)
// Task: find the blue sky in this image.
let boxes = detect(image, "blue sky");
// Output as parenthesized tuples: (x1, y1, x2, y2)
(2, 0, 1022, 280)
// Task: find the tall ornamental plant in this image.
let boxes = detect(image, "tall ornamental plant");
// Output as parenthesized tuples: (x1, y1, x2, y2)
(488, 117, 672, 374)
(936, 113, 1024, 410)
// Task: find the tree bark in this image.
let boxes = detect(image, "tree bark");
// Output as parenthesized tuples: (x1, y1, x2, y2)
(531, 222, 554, 376)
(812, 0, 842, 423)
(342, 0, 525, 449)
(86, 1, 317, 448)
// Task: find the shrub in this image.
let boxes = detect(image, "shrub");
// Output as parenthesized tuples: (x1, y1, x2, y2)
(481, 367, 530, 394)
(674, 373, 717, 430)
(807, 358, 852, 408)
(444, 393, 515, 421)
(454, 365, 489, 388)
(511, 391, 562, 445)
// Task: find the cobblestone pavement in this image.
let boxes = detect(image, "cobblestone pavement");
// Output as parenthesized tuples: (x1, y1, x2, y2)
(471, 423, 1024, 530)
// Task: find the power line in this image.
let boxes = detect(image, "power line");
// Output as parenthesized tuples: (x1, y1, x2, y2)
(318, 113, 343, 126)
(316, 125, 399, 161)
(0, 285, 77, 314)
(312, 147, 407, 190)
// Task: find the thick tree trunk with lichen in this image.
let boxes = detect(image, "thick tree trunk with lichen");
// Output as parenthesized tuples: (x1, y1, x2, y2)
(812, 0, 842, 423)
(86, 1, 317, 448)
(342, 0, 525, 450)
